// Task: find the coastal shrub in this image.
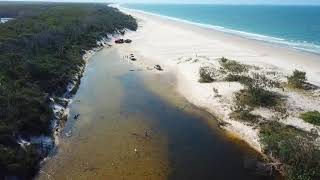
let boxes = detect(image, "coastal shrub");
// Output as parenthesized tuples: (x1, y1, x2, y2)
(232, 72, 283, 108)
(199, 66, 215, 83)
(219, 57, 248, 74)
(260, 121, 320, 180)
(224, 74, 253, 85)
(235, 88, 281, 108)
(287, 70, 307, 89)
(251, 73, 281, 89)
(230, 107, 261, 124)
(220, 56, 228, 63)
(225, 73, 281, 89)
(300, 111, 320, 126)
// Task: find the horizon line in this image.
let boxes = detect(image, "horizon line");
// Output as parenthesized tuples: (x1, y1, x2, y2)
(0, 1, 320, 6)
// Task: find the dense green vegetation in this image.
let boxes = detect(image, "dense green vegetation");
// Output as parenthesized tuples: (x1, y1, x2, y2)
(235, 88, 281, 108)
(0, 3, 137, 178)
(300, 111, 320, 126)
(260, 121, 320, 180)
(287, 69, 307, 89)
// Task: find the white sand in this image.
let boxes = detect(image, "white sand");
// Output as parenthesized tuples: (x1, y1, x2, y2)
(114, 6, 320, 152)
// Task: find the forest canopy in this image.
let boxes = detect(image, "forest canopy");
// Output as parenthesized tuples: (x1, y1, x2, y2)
(0, 2, 137, 178)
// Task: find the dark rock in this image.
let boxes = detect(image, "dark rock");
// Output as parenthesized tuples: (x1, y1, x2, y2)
(154, 65, 163, 71)
(74, 114, 80, 120)
(120, 30, 125, 35)
(130, 58, 137, 61)
(124, 39, 132, 43)
(217, 121, 229, 127)
(115, 39, 124, 44)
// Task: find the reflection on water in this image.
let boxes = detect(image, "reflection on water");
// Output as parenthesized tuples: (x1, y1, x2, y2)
(37, 48, 274, 180)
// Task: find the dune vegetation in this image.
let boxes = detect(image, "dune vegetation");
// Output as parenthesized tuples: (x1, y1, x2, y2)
(198, 57, 320, 180)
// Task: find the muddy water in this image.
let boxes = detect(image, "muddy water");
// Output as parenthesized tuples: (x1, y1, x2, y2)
(37, 48, 273, 180)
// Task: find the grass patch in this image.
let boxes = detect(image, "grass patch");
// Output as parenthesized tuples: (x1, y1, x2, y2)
(300, 111, 320, 126)
(260, 121, 320, 180)
(219, 57, 248, 74)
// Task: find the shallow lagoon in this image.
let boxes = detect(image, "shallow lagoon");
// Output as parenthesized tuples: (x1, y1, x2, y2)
(37, 47, 274, 180)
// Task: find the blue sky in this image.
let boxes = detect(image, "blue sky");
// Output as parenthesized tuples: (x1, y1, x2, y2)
(4, 0, 320, 5)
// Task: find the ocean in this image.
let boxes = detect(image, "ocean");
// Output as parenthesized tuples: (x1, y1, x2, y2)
(122, 4, 320, 54)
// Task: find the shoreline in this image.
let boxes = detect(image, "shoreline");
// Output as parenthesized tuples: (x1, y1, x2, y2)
(29, 37, 114, 169)
(40, 33, 131, 164)
(116, 6, 320, 153)
(115, 4, 320, 55)
(118, 6, 320, 86)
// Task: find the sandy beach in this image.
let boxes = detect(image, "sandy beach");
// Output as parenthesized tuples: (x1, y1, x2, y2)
(113, 5, 320, 152)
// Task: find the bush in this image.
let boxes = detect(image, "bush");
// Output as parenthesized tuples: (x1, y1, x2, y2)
(219, 57, 248, 74)
(287, 70, 307, 89)
(230, 107, 261, 124)
(225, 73, 281, 89)
(260, 121, 320, 180)
(251, 73, 281, 89)
(232, 72, 283, 108)
(199, 66, 214, 83)
(235, 88, 281, 108)
(224, 74, 253, 85)
(300, 111, 320, 126)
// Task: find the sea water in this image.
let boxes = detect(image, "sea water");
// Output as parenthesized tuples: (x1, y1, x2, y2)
(122, 4, 320, 54)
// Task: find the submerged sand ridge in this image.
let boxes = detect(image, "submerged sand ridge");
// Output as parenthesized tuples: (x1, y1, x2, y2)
(117, 6, 320, 152)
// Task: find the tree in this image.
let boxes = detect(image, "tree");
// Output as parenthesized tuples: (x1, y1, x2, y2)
(287, 70, 307, 89)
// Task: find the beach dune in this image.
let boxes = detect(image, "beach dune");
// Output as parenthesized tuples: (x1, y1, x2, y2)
(115, 6, 320, 151)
